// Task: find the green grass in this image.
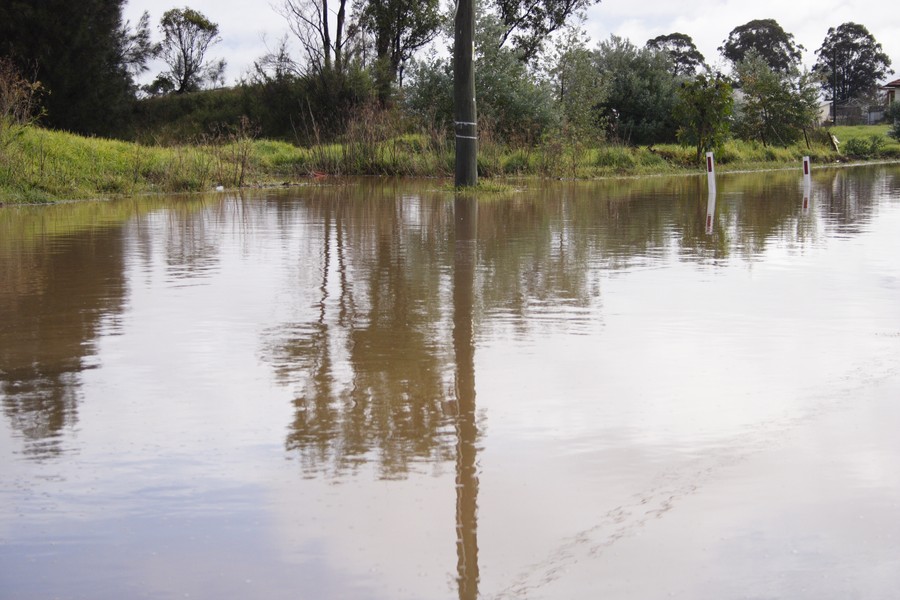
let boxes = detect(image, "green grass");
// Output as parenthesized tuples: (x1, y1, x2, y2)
(830, 124, 900, 158)
(2, 122, 898, 204)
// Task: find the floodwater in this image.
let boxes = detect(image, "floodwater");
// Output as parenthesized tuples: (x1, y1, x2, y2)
(1, 165, 899, 599)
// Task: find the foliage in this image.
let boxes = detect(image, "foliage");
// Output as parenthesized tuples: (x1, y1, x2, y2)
(545, 27, 607, 141)
(118, 11, 160, 83)
(150, 7, 226, 95)
(593, 35, 680, 145)
(733, 52, 820, 147)
(358, 0, 442, 101)
(842, 134, 885, 158)
(646, 33, 706, 77)
(494, 0, 600, 62)
(674, 73, 733, 162)
(404, 13, 557, 142)
(403, 54, 454, 127)
(0, 58, 44, 139)
(887, 102, 900, 141)
(719, 19, 803, 74)
(0, 0, 154, 135)
(132, 65, 377, 144)
(813, 22, 893, 104)
(0, 120, 857, 204)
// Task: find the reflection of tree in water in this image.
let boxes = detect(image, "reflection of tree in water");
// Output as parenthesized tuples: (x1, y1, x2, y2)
(264, 168, 896, 478)
(162, 199, 225, 282)
(816, 165, 891, 233)
(264, 184, 458, 478)
(0, 225, 127, 458)
(0, 196, 217, 459)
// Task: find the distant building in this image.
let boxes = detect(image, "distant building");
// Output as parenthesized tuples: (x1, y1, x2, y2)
(881, 78, 900, 105)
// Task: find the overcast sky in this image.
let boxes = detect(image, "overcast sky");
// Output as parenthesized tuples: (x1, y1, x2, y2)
(124, 0, 900, 85)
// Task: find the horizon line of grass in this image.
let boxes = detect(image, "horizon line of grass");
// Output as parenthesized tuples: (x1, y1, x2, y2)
(1, 124, 898, 205)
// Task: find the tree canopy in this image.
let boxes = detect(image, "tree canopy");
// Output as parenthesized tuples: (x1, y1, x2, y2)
(733, 51, 820, 147)
(150, 7, 225, 94)
(594, 35, 680, 144)
(675, 73, 733, 161)
(719, 19, 803, 74)
(495, 0, 601, 62)
(646, 33, 706, 77)
(0, 0, 154, 134)
(359, 0, 442, 100)
(813, 22, 893, 104)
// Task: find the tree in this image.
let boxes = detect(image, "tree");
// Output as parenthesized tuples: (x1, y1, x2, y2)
(813, 22, 893, 105)
(117, 11, 160, 86)
(404, 12, 557, 141)
(276, 0, 355, 76)
(593, 35, 680, 144)
(886, 102, 900, 141)
(675, 73, 733, 162)
(719, 19, 803, 74)
(495, 0, 601, 62)
(733, 51, 820, 147)
(0, 0, 155, 135)
(547, 27, 606, 139)
(151, 7, 225, 94)
(358, 0, 442, 102)
(646, 32, 706, 77)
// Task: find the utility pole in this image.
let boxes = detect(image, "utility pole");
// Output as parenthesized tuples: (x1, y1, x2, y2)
(453, 0, 477, 187)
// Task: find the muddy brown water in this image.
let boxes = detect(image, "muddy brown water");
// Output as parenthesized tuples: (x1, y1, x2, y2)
(2, 165, 900, 599)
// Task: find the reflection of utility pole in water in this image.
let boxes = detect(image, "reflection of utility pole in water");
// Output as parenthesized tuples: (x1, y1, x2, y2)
(453, 197, 479, 600)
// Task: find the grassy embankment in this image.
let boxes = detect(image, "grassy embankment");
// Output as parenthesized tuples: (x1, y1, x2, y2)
(1, 124, 898, 204)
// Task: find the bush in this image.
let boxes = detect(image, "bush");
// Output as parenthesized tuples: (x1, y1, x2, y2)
(887, 103, 900, 141)
(843, 135, 885, 158)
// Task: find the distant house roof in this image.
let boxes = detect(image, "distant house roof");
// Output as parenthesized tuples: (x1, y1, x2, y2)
(881, 78, 900, 90)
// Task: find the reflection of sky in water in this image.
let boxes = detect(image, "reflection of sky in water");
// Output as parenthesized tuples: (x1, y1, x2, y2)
(1, 167, 899, 599)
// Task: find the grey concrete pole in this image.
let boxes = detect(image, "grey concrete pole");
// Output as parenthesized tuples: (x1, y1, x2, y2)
(453, 0, 477, 187)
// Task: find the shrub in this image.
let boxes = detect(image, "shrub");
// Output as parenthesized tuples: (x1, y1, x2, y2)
(887, 103, 900, 141)
(842, 135, 885, 158)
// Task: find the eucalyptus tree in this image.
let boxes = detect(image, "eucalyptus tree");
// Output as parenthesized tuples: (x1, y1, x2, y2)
(495, 0, 602, 62)
(150, 7, 225, 94)
(646, 32, 706, 76)
(275, 0, 355, 75)
(358, 0, 442, 100)
(813, 22, 893, 105)
(719, 19, 803, 74)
